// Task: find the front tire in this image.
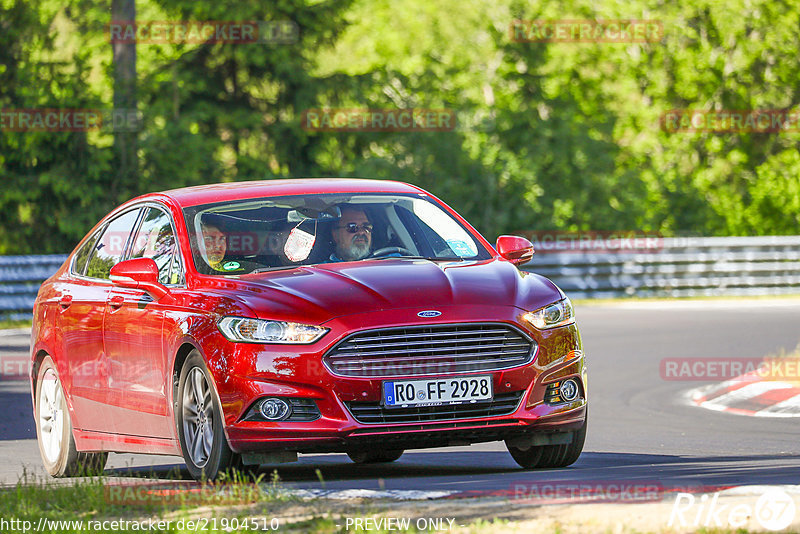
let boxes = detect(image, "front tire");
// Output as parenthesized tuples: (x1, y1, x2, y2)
(347, 449, 404, 464)
(177, 351, 237, 480)
(506, 409, 587, 469)
(35, 356, 108, 477)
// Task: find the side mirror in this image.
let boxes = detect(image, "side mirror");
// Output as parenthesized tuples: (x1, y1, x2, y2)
(110, 258, 173, 302)
(496, 235, 535, 265)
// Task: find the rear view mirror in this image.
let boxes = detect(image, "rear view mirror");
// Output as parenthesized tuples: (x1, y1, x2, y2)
(110, 258, 173, 302)
(496, 235, 534, 265)
(287, 206, 342, 223)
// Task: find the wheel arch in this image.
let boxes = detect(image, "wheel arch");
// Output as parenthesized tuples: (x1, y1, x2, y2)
(170, 339, 235, 445)
(171, 341, 202, 412)
(30, 348, 50, 409)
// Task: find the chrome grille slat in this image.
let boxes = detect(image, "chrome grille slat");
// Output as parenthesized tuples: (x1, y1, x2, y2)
(338, 334, 516, 350)
(333, 355, 529, 369)
(345, 391, 524, 424)
(329, 342, 530, 359)
(323, 323, 536, 377)
(330, 352, 530, 366)
(335, 356, 530, 372)
(346, 328, 512, 343)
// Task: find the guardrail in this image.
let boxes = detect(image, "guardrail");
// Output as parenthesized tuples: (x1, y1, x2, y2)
(525, 236, 800, 299)
(1, 236, 799, 319)
(0, 255, 67, 321)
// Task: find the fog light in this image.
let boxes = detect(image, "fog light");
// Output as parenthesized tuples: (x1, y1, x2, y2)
(259, 398, 292, 421)
(559, 379, 579, 402)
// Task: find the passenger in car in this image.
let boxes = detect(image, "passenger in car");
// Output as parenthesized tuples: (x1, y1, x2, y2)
(200, 220, 254, 273)
(200, 222, 228, 271)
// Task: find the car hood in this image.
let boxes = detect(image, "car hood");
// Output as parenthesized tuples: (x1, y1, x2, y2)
(210, 258, 563, 324)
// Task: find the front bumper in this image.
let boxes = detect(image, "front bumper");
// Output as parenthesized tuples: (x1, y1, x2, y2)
(208, 305, 586, 454)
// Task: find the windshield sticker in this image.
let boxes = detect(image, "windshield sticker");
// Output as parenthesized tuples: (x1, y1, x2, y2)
(446, 239, 475, 257)
(222, 261, 241, 271)
(284, 227, 316, 262)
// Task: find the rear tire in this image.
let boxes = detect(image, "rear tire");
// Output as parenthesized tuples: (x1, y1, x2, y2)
(176, 351, 238, 480)
(506, 409, 587, 469)
(347, 449, 404, 464)
(35, 356, 108, 477)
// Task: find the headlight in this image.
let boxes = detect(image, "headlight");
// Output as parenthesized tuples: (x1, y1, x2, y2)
(217, 317, 328, 344)
(523, 297, 575, 330)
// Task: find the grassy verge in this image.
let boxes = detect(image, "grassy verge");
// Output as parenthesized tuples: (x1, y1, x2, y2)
(0, 319, 31, 330)
(0, 469, 292, 533)
(0, 471, 788, 533)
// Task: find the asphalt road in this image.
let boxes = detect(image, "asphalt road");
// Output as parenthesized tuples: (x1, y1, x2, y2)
(2, 299, 799, 492)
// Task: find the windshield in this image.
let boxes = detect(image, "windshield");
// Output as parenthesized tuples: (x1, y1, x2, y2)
(182, 193, 491, 275)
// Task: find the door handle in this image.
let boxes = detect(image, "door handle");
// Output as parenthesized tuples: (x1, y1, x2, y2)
(59, 295, 72, 309)
(108, 295, 125, 309)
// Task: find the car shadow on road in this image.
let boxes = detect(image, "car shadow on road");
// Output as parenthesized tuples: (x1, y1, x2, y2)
(102, 450, 800, 489)
(0, 389, 36, 441)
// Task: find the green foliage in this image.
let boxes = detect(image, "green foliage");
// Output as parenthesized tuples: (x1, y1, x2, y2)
(1, 0, 798, 253)
(0, 0, 113, 254)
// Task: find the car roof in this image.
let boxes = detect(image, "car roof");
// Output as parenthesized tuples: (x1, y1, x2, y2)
(145, 178, 427, 208)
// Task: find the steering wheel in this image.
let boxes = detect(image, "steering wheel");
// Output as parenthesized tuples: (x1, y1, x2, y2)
(370, 246, 414, 258)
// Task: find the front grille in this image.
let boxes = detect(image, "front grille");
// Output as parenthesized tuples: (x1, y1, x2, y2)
(323, 323, 536, 377)
(345, 391, 524, 424)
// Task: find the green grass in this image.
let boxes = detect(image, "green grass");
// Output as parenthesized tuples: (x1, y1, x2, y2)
(0, 319, 31, 330)
(0, 469, 292, 533)
(0, 471, 111, 531)
(0, 475, 776, 534)
(0, 469, 518, 533)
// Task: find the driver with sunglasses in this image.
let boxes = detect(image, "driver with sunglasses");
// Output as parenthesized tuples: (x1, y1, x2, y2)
(330, 206, 375, 262)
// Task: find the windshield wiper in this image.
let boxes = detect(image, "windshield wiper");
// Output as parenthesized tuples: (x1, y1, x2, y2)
(371, 255, 467, 262)
(370, 255, 426, 261)
(248, 265, 300, 274)
(430, 256, 468, 261)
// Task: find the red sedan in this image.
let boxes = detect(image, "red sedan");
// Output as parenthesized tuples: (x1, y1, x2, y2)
(30, 179, 587, 479)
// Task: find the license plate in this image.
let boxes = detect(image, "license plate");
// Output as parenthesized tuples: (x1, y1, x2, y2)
(383, 375, 493, 407)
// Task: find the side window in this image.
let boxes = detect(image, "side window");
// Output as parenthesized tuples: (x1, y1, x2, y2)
(168, 252, 185, 285)
(85, 209, 141, 280)
(72, 228, 103, 276)
(129, 207, 183, 285)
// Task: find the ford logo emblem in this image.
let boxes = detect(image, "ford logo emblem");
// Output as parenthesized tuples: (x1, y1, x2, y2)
(417, 310, 442, 318)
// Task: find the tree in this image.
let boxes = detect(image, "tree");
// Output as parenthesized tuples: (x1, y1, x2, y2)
(111, 0, 138, 202)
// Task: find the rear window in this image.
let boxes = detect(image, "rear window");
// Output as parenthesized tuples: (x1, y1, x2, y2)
(72, 228, 103, 276)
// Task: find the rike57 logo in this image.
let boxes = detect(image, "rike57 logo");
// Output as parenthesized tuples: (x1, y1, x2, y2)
(669, 489, 796, 531)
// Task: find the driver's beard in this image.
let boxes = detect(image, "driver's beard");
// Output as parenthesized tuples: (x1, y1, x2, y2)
(339, 240, 370, 261)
